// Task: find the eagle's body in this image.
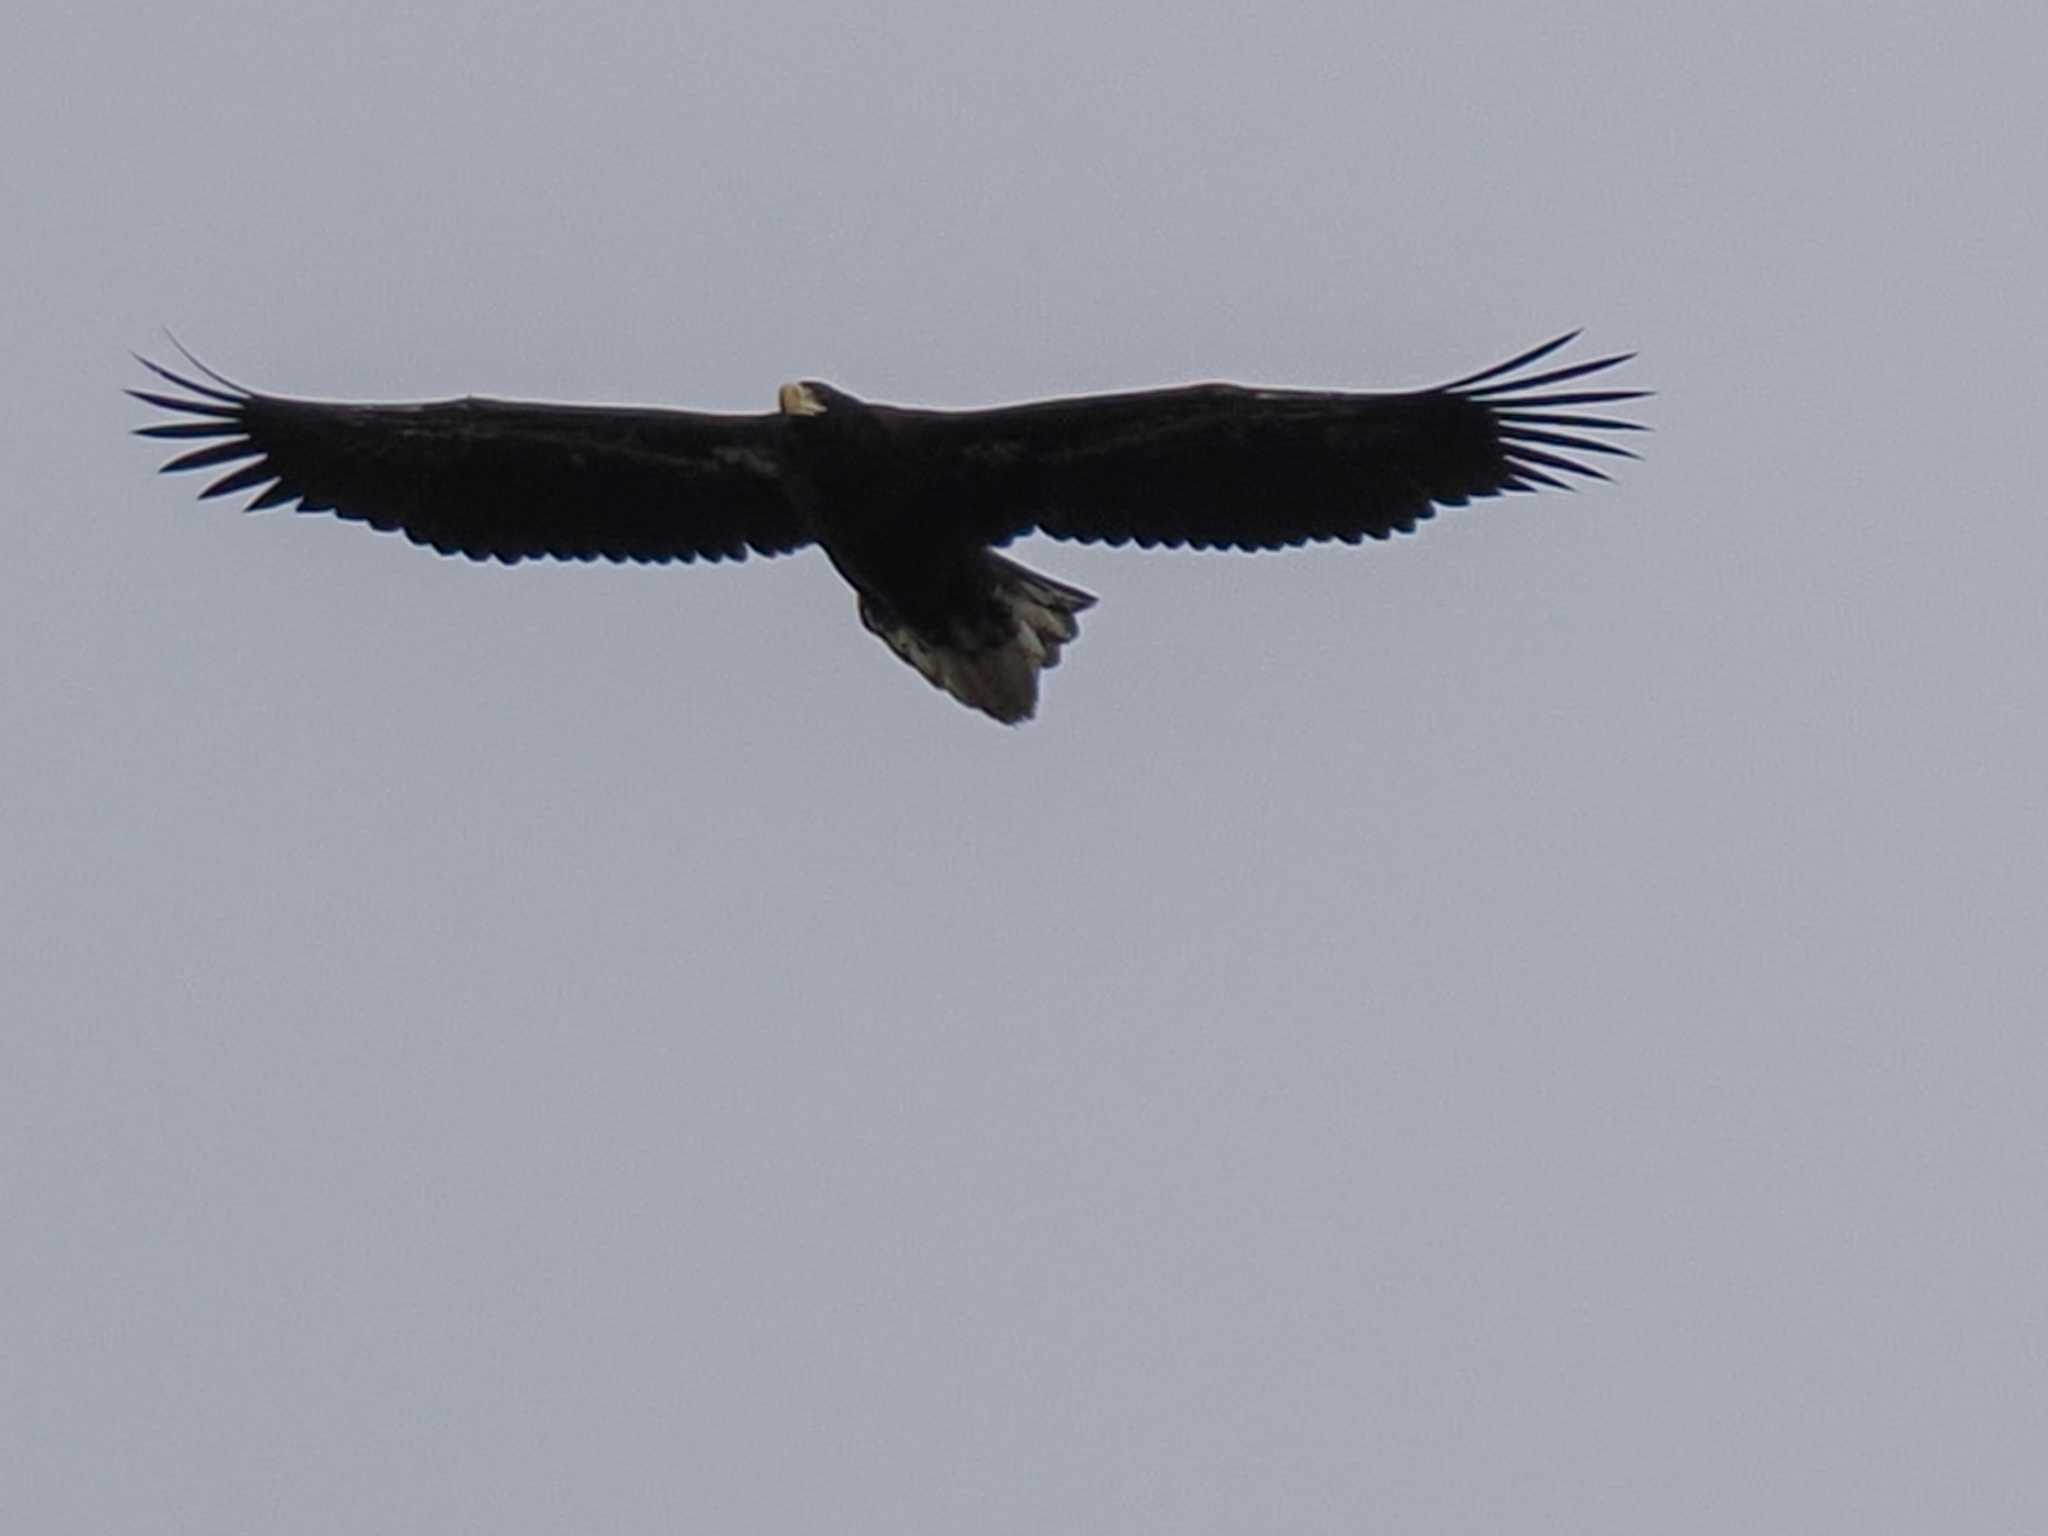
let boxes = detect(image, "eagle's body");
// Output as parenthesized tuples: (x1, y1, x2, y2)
(132, 335, 1644, 722)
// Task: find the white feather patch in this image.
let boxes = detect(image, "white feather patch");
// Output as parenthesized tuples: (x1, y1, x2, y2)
(859, 556, 1096, 723)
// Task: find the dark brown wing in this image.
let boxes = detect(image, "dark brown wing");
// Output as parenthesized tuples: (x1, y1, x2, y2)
(131, 354, 809, 564)
(902, 334, 1646, 552)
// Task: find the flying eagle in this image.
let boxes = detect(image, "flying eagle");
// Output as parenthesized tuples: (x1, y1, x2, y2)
(132, 334, 1643, 722)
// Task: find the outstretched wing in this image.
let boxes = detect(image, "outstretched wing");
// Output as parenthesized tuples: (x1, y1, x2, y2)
(131, 354, 810, 564)
(909, 333, 1646, 552)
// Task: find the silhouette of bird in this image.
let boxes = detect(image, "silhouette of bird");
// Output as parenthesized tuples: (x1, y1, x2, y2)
(133, 333, 1644, 722)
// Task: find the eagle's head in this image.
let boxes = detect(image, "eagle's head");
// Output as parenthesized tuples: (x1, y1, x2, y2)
(778, 380, 848, 417)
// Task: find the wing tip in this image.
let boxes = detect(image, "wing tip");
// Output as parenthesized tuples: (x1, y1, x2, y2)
(160, 329, 250, 395)
(1440, 334, 1650, 497)
(1438, 329, 1584, 391)
(1443, 335, 1648, 427)
(131, 351, 246, 405)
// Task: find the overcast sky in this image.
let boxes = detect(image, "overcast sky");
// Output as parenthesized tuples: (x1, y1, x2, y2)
(6, 3, 2046, 1532)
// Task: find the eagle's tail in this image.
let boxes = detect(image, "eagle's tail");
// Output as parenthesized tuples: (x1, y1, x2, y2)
(859, 554, 1096, 724)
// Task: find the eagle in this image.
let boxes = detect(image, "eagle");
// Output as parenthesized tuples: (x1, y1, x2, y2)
(132, 333, 1643, 723)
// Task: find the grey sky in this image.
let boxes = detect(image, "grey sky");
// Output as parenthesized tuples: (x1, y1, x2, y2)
(6, 2, 2045, 1531)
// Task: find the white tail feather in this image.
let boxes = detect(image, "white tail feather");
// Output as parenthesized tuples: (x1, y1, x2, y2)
(860, 555, 1096, 723)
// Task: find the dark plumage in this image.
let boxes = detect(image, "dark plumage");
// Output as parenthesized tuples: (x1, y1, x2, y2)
(132, 333, 1645, 722)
